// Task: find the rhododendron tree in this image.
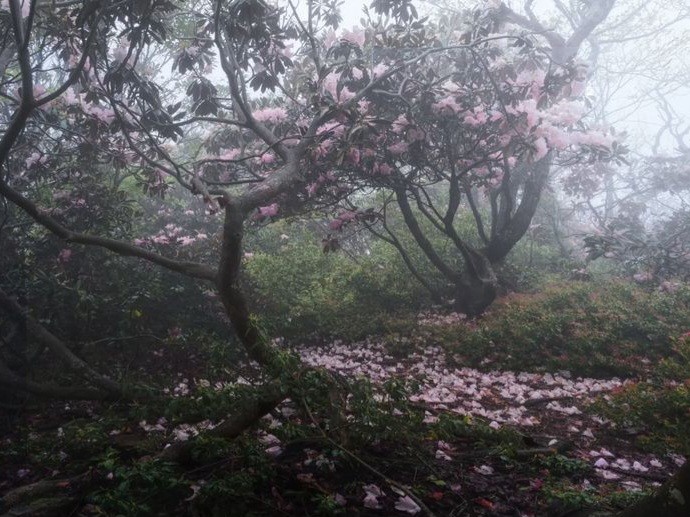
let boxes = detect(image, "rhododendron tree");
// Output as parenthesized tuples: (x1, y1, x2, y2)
(0, 0, 621, 399)
(296, 1, 623, 314)
(571, 103, 690, 285)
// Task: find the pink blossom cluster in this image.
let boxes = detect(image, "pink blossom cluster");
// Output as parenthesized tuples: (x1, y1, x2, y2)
(432, 95, 464, 115)
(258, 152, 276, 165)
(134, 224, 208, 247)
(58, 88, 116, 124)
(306, 171, 336, 196)
(371, 162, 393, 176)
(321, 72, 356, 102)
(328, 210, 358, 231)
(253, 107, 288, 124)
(254, 203, 279, 220)
(217, 148, 240, 161)
(341, 27, 365, 47)
(25, 152, 47, 168)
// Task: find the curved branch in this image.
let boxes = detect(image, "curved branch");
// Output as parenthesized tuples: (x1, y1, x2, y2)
(485, 156, 551, 262)
(363, 217, 443, 303)
(0, 179, 217, 282)
(0, 287, 123, 394)
(463, 182, 489, 245)
(216, 199, 281, 367)
(395, 187, 459, 283)
(0, 360, 118, 401)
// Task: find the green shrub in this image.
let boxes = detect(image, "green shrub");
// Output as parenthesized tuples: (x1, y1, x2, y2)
(592, 332, 690, 455)
(436, 281, 690, 377)
(244, 233, 429, 339)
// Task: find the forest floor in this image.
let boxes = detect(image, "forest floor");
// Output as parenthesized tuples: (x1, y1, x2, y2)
(0, 311, 687, 516)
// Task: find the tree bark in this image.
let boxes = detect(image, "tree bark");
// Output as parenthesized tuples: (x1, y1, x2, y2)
(452, 270, 498, 317)
(158, 382, 288, 464)
(216, 199, 283, 370)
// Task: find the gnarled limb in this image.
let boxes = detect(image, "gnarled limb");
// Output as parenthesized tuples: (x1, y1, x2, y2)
(485, 156, 551, 263)
(0, 471, 94, 515)
(158, 381, 288, 464)
(0, 287, 124, 395)
(0, 360, 118, 401)
(216, 198, 282, 368)
(0, 179, 216, 282)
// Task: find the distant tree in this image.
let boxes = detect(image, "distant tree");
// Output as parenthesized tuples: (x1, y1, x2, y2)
(572, 97, 690, 285)
(315, 1, 623, 315)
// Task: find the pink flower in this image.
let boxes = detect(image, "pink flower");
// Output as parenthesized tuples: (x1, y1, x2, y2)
(346, 147, 361, 165)
(371, 163, 393, 176)
(394, 495, 421, 515)
(435, 449, 452, 461)
(255, 203, 279, 220)
(218, 148, 240, 161)
(25, 152, 46, 168)
(341, 27, 365, 47)
(572, 130, 614, 149)
(363, 493, 381, 509)
(306, 182, 320, 196)
(372, 63, 389, 78)
(433, 95, 463, 114)
(362, 484, 383, 509)
(264, 445, 283, 457)
(391, 115, 410, 134)
(253, 107, 288, 124)
(329, 218, 344, 231)
(152, 235, 170, 244)
(594, 458, 609, 469)
(61, 88, 79, 106)
(546, 100, 584, 126)
(57, 249, 72, 263)
(388, 141, 408, 155)
(33, 84, 46, 99)
(329, 210, 358, 231)
(539, 125, 571, 150)
(260, 152, 276, 164)
(340, 211, 357, 222)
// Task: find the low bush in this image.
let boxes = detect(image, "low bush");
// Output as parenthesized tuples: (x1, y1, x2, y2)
(244, 231, 430, 339)
(428, 281, 690, 377)
(592, 332, 690, 455)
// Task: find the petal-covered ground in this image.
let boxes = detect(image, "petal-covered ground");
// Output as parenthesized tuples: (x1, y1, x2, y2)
(296, 340, 685, 492)
(3, 327, 687, 516)
(113, 335, 688, 514)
